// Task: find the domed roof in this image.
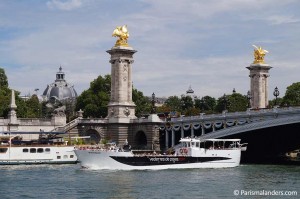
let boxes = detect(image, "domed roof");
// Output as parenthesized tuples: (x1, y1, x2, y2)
(186, 85, 194, 94)
(42, 66, 77, 102)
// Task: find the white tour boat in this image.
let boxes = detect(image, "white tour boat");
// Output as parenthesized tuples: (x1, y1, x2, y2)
(0, 132, 77, 165)
(75, 137, 246, 170)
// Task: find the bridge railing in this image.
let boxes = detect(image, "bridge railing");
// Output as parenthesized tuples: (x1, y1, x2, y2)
(169, 107, 300, 123)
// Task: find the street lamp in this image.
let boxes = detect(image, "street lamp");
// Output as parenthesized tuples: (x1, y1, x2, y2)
(247, 90, 252, 108)
(223, 94, 228, 111)
(273, 87, 280, 106)
(151, 92, 156, 114)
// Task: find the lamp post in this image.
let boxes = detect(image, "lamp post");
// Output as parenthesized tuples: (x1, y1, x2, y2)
(273, 87, 280, 106)
(151, 92, 156, 114)
(247, 90, 252, 108)
(223, 94, 228, 111)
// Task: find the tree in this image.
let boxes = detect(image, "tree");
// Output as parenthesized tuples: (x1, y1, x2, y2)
(215, 93, 248, 113)
(132, 88, 151, 117)
(0, 68, 8, 88)
(0, 68, 10, 117)
(180, 95, 194, 111)
(282, 82, 300, 106)
(75, 75, 111, 118)
(195, 96, 216, 113)
(24, 94, 42, 118)
(75, 74, 150, 118)
(164, 96, 182, 112)
(227, 93, 248, 112)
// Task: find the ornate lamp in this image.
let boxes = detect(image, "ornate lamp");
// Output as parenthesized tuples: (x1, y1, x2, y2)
(151, 92, 156, 114)
(273, 87, 280, 106)
(247, 90, 252, 108)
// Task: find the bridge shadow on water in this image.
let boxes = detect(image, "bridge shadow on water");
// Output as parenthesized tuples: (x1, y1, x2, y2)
(219, 123, 300, 164)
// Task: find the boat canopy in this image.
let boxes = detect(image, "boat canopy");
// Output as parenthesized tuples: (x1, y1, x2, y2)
(204, 139, 241, 142)
(179, 137, 240, 143)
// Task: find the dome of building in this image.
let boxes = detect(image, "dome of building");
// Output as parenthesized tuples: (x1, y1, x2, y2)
(186, 85, 194, 94)
(42, 66, 77, 102)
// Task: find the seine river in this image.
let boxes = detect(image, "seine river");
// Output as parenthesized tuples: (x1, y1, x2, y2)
(0, 164, 299, 199)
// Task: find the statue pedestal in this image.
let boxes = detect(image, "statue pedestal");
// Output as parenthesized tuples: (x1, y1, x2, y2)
(247, 63, 272, 109)
(51, 114, 66, 126)
(106, 46, 137, 123)
(148, 114, 162, 122)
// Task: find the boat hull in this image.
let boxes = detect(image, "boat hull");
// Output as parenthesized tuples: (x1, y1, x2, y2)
(75, 149, 241, 170)
(0, 146, 77, 165)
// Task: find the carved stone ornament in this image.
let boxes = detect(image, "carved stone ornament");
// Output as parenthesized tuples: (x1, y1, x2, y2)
(124, 107, 130, 117)
(123, 64, 128, 71)
(110, 108, 114, 116)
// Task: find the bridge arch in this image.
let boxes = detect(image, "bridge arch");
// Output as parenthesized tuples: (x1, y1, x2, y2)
(134, 131, 147, 149)
(85, 129, 101, 144)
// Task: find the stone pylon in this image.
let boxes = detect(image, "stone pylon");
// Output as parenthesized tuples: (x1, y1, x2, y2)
(8, 89, 18, 125)
(247, 63, 272, 109)
(106, 46, 137, 123)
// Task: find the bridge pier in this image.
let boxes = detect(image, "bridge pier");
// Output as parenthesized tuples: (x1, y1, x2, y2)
(165, 130, 169, 148)
(172, 129, 175, 147)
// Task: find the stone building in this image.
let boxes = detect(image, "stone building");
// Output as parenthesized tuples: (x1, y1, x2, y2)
(42, 66, 77, 103)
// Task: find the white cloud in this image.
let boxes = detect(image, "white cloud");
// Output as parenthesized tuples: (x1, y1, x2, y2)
(47, 0, 83, 11)
(1, 0, 300, 101)
(266, 15, 300, 25)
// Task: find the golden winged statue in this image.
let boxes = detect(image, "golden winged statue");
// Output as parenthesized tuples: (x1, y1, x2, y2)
(112, 25, 129, 47)
(252, 45, 269, 64)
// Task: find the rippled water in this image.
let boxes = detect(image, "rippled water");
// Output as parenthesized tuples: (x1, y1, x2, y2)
(0, 164, 299, 199)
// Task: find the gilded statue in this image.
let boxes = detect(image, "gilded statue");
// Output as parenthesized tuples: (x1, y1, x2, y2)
(252, 45, 269, 64)
(112, 25, 129, 47)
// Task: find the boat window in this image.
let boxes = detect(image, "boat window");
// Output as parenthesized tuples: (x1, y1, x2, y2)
(23, 148, 29, 153)
(63, 155, 68, 159)
(30, 148, 36, 153)
(70, 155, 74, 158)
(0, 148, 8, 153)
(191, 142, 196, 147)
(37, 148, 44, 153)
(57, 156, 61, 159)
(196, 142, 200, 148)
(45, 148, 50, 152)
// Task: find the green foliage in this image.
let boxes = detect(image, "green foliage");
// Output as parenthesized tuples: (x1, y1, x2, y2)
(184, 107, 200, 116)
(215, 93, 247, 113)
(180, 95, 194, 111)
(282, 82, 300, 106)
(195, 96, 216, 113)
(227, 93, 248, 112)
(164, 96, 182, 111)
(0, 68, 10, 117)
(24, 94, 42, 118)
(75, 75, 111, 118)
(269, 97, 283, 107)
(75, 74, 150, 118)
(132, 88, 151, 117)
(0, 68, 8, 88)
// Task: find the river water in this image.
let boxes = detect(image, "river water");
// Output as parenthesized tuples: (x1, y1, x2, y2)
(0, 164, 299, 199)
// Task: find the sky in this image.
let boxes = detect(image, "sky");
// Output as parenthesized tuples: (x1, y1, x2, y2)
(1, 0, 300, 100)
